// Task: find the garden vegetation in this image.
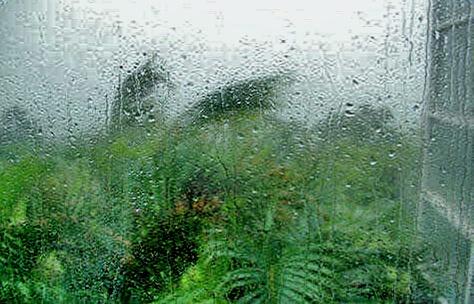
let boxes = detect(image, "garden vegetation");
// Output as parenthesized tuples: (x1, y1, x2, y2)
(0, 57, 444, 303)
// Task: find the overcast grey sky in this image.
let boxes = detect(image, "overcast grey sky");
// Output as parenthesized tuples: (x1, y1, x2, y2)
(0, 0, 428, 137)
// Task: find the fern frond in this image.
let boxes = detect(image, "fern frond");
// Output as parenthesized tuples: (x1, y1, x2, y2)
(280, 287, 310, 304)
(283, 268, 315, 282)
(221, 268, 263, 288)
(205, 240, 259, 264)
(287, 251, 343, 268)
(282, 277, 322, 303)
(236, 289, 265, 304)
(285, 261, 321, 274)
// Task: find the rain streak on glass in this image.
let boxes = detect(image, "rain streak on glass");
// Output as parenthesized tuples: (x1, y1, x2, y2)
(0, 0, 472, 303)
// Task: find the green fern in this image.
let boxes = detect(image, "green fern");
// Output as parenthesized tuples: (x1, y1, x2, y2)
(204, 204, 337, 304)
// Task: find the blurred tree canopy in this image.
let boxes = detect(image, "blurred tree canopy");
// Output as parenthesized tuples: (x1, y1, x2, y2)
(111, 54, 173, 131)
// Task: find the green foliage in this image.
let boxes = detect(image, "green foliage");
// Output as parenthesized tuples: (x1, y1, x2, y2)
(318, 103, 397, 143)
(146, 112, 435, 303)
(204, 206, 330, 303)
(0, 73, 441, 303)
(0, 157, 48, 225)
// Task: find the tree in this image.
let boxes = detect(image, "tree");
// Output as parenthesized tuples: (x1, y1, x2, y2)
(110, 54, 173, 131)
(183, 74, 287, 125)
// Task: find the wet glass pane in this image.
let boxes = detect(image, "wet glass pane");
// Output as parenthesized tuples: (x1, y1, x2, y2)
(0, 0, 472, 303)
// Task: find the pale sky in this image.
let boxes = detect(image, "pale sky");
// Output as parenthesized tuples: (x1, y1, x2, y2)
(0, 0, 428, 136)
(68, 0, 388, 46)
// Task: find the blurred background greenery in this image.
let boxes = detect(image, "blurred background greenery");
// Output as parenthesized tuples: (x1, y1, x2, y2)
(0, 63, 443, 303)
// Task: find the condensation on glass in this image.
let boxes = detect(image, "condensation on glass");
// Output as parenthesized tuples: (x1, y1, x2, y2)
(0, 0, 472, 303)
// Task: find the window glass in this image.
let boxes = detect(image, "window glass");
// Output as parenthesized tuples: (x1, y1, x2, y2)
(0, 0, 472, 303)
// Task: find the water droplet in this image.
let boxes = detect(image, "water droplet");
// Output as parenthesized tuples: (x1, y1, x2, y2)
(344, 110, 355, 117)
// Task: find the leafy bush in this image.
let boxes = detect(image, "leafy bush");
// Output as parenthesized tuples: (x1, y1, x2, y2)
(0, 68, 441, 303)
